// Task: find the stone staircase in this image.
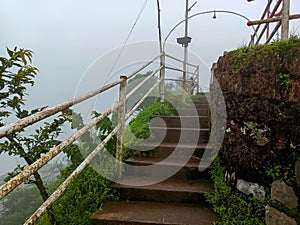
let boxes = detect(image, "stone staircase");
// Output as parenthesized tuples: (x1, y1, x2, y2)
(90, 95, 218, 225)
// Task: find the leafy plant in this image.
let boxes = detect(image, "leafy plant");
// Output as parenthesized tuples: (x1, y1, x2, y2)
(0, 47, 74, 224)
(0, 47, 38, 119)
(278, 72, 291, 89)
(265, 165, 282, 181)
(48, 167, 117, 225)
(128, 100, 175, 140)
(205, 157, 266, 225)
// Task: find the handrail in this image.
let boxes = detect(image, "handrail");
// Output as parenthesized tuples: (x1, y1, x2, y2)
(0, 50, 201, 224)
(24, 123, 121, 225)
(165, 53, 198, 68)
(165, 78, 195, 83)
(164, 66, 196, 76)
(0, 80, 122, 138)
(126, 66, 162, 99)
(125, 81, 160, 121)
(127, 53, 163, 79)
(0, 100, 123, 200)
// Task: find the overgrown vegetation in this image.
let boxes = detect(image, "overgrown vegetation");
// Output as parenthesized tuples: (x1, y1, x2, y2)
(0, 47, 72, 224)
(230, 35, 300, 79)
(205, 157, 266, 225)
(127, 100, 175, 139)
(0, 47, 119, 225)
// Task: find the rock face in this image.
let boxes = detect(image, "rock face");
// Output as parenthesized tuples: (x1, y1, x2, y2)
(210, 40, 300, 185)
(265, 206, 297, 225)
(271, 180, 298, 210)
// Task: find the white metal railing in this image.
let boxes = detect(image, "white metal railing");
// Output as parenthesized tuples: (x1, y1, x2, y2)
(0, 51, 199, 225)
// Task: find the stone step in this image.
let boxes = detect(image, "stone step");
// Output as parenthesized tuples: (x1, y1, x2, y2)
(124, 156, 211, 179)
(176, 108, 208, 116)
(150, 116, 209, 129)
(113, 176, 213, 204)
(194, 103, 209, 108)
(90, 201, 218, 225)
(150, 127, 210, 144)
(131, 142, 211, 159)
(193, 94, 209, 104)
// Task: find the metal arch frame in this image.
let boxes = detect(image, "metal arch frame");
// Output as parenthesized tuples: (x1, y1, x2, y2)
(163, 10, 257, 50)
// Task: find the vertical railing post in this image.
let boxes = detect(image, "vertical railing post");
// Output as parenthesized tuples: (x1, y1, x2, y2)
(196, 65, 200, 94)
(159, 52, 165, 103)
(116, 75, 127, 178)
(281, 0, 290, 40)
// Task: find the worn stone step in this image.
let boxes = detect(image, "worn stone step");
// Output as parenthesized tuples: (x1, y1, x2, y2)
(194, 103, 209, 108)
(113, 176, 213, 204)
(132, 142, 211, 159)
(150, 116, 209, 129)
(193, 94, 209, 104)
(124, 156, 211, 179)
(150, 127, 210, 144)
(90, 201, 218, 225)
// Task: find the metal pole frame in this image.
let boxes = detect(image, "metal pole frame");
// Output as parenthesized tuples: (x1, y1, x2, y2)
(182, 0, 189, 102)
(160, 52, 166, 103)
(281, 0, 290, 40)
(116, 76, 127, 178)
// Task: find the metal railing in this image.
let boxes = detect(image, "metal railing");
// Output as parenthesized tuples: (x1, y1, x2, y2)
(0, 51, 199, 225)
(247, 0, 300, 45)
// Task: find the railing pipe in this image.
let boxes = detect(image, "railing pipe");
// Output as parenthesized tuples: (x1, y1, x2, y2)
(125, 81, 160, 121)
(0, 101, 122, 200)
(165, 78, 195, 83)
(127, 54, 162, 79)
(165, 53, 197, 68)
(24, 124, 121, 225)
(249, 14, 300, 25)
(126, 67, 162, 99)
(0, 80, 122, 138)
(164, 66, 196, 75)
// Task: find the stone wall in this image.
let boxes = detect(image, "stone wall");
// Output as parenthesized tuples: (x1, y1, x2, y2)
(210, 39, 300, 224)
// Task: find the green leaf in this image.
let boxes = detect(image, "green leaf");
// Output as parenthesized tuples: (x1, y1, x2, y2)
(6, 47, 14, 57)
(20, 52, 27, 65)
(0, 79, 5, 90)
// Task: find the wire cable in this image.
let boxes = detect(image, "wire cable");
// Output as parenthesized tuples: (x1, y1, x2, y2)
(104, 0, 148, 83)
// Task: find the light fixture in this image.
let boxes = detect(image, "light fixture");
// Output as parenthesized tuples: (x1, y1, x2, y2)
(213, 11, 217, 19)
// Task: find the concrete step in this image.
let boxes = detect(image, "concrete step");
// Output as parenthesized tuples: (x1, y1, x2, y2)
(132, 142, 211, 159)
(194, 103, 209, 108)
(176, 108, 208, 117)
(124, 156, 211, 179)
(90, 201, 218, 225)
(113, 176, 213, 204)
(192, 94, 209, 104)
(150, 127, 210, 144)
(150, 116, 209, 129)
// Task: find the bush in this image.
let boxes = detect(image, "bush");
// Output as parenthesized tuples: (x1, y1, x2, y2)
(205, 157, 266, 225)
(128, 100, 175, 139)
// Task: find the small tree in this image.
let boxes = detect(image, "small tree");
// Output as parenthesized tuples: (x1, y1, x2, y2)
(0, 47, 71, 224)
